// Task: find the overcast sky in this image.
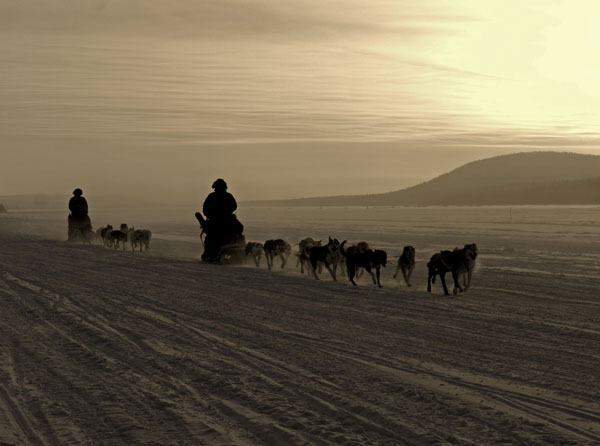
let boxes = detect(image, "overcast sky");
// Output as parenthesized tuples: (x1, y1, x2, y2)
(2, 0, 600, 202)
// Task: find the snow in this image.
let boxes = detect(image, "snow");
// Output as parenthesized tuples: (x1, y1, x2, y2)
(0, 206, 599, 445)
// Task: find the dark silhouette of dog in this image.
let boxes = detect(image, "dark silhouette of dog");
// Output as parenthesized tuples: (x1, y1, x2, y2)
(264, 239, 292, 270)
(125, 228, 151, 252)
(341, 241, 387, 287)
(393, 246, 416, 286)
(309, 237, 343, 282)
(427, 250, 456, 295)
(245, 242, 264, 267)
(127, 227, 140, 251)
(341, 241, 368, 279)
(296, 238, 321, 274)
(451, 243, 478, 294)
(99, 224, 113, 246)
(108, 224, 129, 250)
(427, 244, 478, 295)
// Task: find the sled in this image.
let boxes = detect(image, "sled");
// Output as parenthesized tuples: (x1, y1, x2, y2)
(215, 242, 246, 265)
(199, 222, 246, 265)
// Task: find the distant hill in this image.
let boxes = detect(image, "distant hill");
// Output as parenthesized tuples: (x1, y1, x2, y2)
(0, 203, 7, 213)
(246, 152, 600, 206)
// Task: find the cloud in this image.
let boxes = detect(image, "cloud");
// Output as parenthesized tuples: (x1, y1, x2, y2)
(0, 0, 464, 42)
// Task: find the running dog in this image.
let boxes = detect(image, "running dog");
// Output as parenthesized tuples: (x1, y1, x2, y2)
(350, 241, 371, 279)
(367, 249, 388, 287)
(108, 224, 129, 250)
(264, 239, 292, 270)
(99, 224, 113, 246)
(245, 242, 264, 267)
(127, 227, 141, 251)
(346, 241, 370, 277)
(427, 246, 479, 296)
(296, 238, 321, 274)
(128, 228, 150, 252)
(393, 246, 416, 286)
(137, 229, 152, 251)
(426, 250, 456, 295)
(341, 241, 387, 287)
(451, 243, 478, 294)
(95, 226, 104, 244)
(309, 237, 343, 282)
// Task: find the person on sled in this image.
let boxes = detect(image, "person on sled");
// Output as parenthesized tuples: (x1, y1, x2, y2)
(195, 179, 244, 262)
(68, 188, 92, 242)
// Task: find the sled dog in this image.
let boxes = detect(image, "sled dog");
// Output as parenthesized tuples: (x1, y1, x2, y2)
(341, 241, 387, 287)
(245, 242, 264, 267)
(309, 237, 343, 282)
(296, 238, 321, 274)
(393, 246, 416, 286)
(108, 224, 129, 250)
(427, 244, 478, 295)
(451, 243, 478, 294)
(264, 239, 292, 270)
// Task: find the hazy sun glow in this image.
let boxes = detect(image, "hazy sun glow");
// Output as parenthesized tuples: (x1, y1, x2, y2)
(408, 0, 600, 134)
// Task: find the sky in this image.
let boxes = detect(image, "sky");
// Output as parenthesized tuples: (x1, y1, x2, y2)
(2, 0, 600, 203)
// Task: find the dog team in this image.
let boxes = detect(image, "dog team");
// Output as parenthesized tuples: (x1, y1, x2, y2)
(245, 238, 478, 296)
(89, 223, 153, 252)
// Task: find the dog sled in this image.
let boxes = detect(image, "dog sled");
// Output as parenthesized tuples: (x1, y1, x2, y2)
(195, 212, 245, 265)
(212, 238, 246, 265)
(67, 214, 93, 243)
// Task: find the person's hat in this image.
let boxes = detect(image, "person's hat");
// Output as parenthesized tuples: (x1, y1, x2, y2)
(73, 188, 83, 196)
(212, 179, 227, 190)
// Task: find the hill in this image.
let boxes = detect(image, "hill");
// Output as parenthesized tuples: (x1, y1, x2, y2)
(246, 151, 600, 206)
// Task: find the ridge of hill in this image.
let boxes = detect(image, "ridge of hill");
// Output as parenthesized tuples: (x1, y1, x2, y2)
(245, 151, 600, 206)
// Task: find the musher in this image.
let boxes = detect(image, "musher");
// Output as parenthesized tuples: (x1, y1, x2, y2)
(68, 188, 92, 242)
(195, 179, 244, 262)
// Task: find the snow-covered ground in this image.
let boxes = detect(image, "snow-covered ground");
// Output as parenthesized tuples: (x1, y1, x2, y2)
(0, 207, 599, 445)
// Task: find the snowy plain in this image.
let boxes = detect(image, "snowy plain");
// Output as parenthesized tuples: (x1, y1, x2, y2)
(0, 205, 599, 445)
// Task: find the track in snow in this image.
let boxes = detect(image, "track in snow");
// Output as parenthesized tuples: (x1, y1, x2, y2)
(0, 234, 599, 445)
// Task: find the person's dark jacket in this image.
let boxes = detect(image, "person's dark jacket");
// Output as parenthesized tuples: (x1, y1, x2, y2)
(69, 196, 88, 218)
(203, 191, 237, 220)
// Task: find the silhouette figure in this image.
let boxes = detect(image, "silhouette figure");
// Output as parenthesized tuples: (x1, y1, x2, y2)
(68, 188, 92, 242)
(195, 179, 245, 262)
(202, 178, 237, 220)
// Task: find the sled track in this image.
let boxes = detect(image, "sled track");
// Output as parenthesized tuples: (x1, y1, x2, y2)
(0, 236, 599, 445)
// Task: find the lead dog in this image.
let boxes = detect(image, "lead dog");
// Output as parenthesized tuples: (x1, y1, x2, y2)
(137, 229, 152, 251)
(264, 239, 292, 270)
(451, 243, 478, 294)
(245, 242, 264, 267)
(393, 246, 416, 286)
(427, 244, 478, 295)
(127, 227, 138, 250)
